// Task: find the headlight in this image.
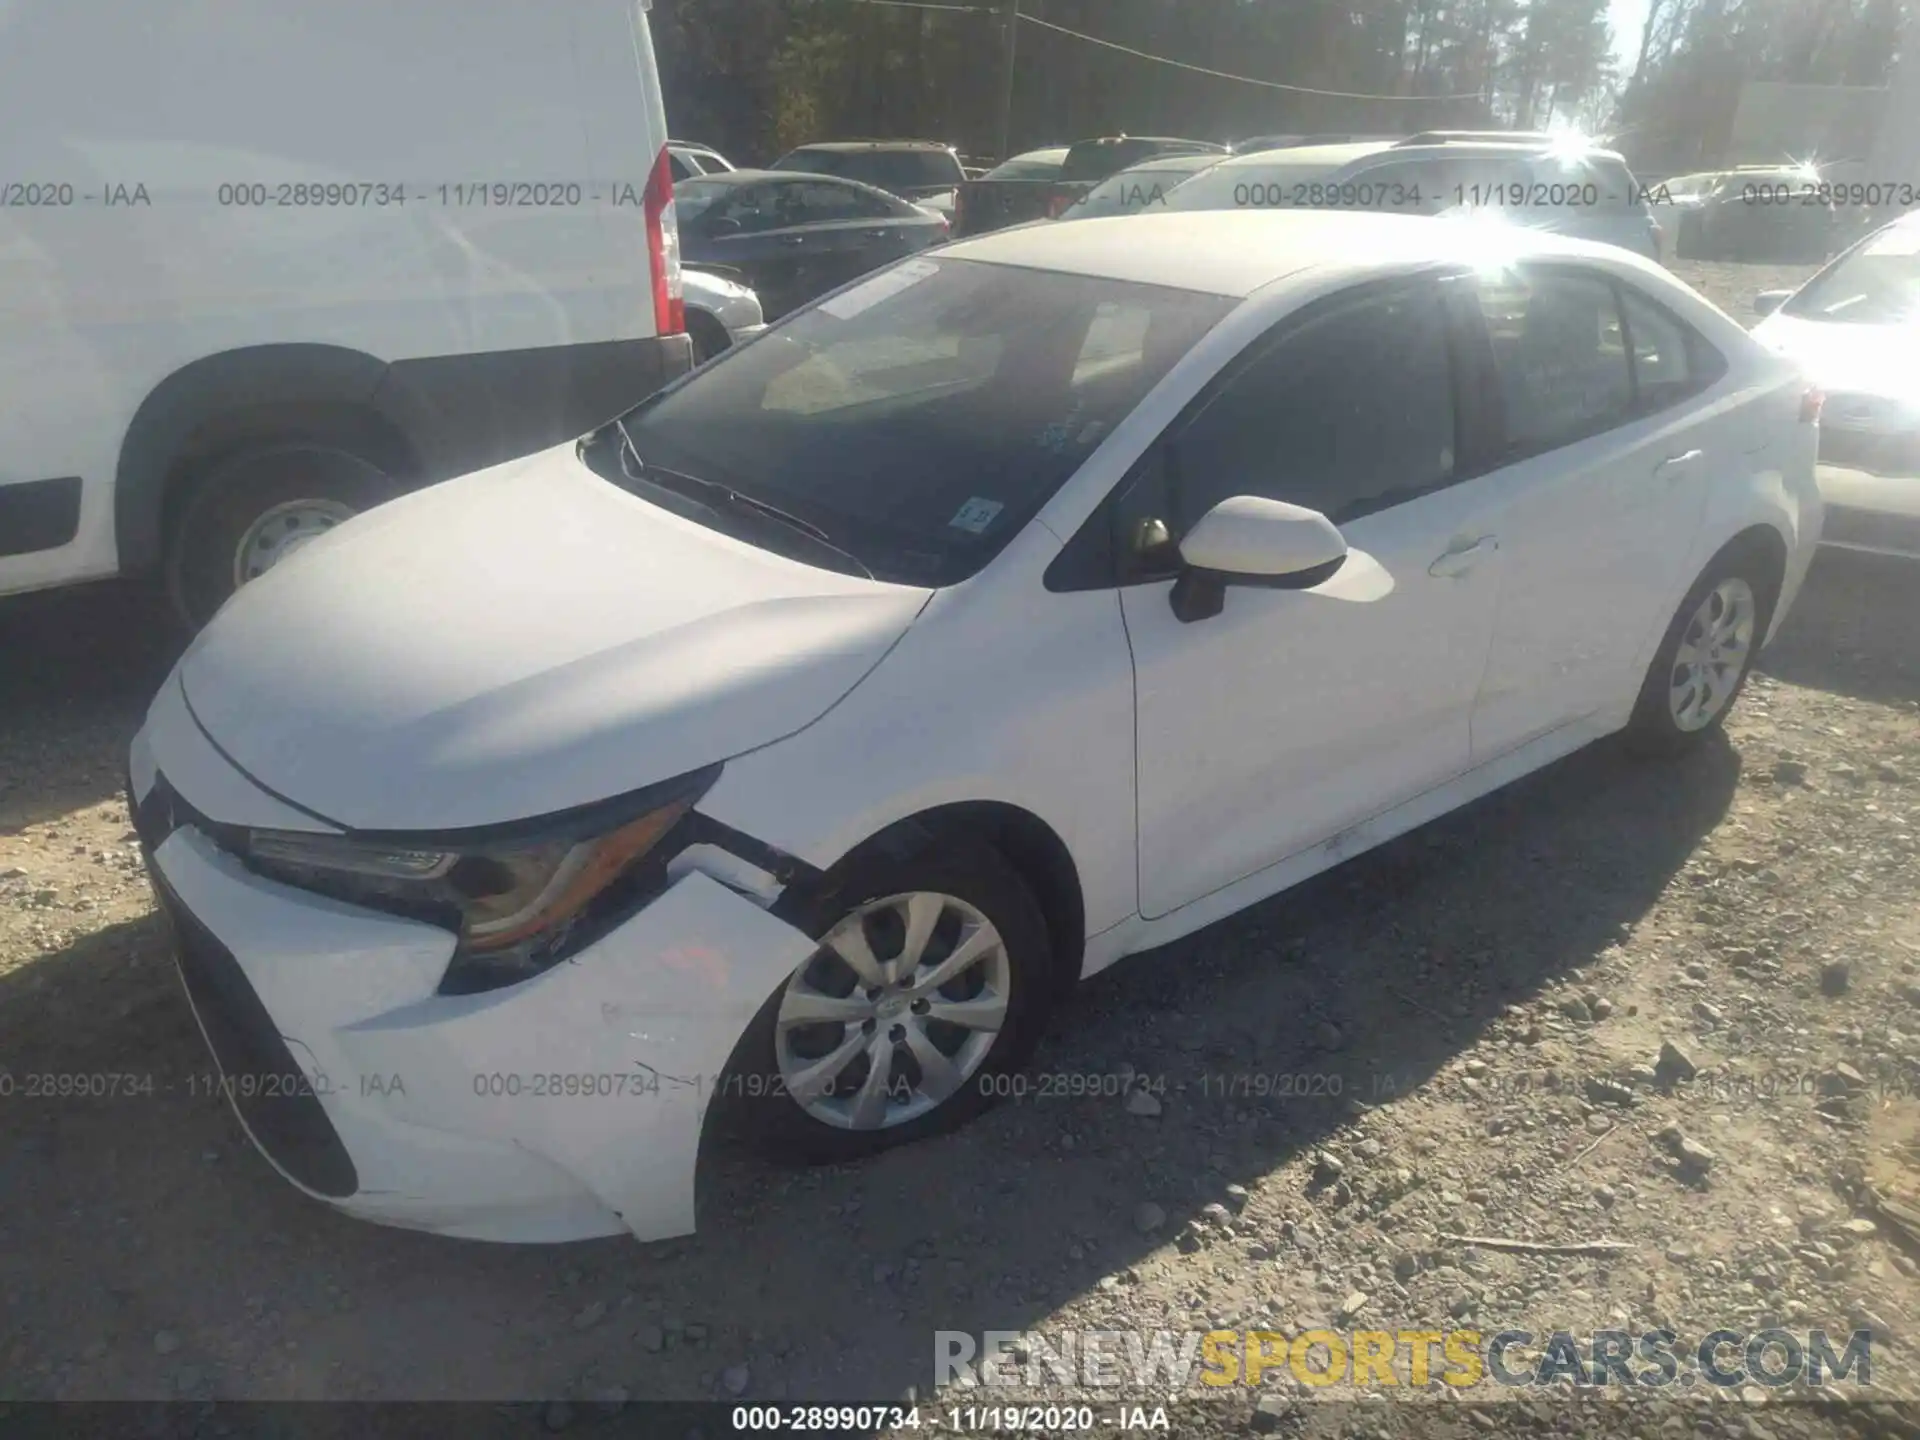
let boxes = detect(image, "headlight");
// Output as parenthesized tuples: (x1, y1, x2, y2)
(244, 766, 718, 990)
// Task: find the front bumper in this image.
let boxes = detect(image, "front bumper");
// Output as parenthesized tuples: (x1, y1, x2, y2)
(129, 721, 815, 1244)
(1817, 464, 1920, 559)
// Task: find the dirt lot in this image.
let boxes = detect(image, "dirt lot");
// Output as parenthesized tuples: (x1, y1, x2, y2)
(6, 261, 1920, 1434)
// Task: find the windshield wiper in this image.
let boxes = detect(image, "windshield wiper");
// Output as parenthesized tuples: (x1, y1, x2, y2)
(638, 464, 876, 581)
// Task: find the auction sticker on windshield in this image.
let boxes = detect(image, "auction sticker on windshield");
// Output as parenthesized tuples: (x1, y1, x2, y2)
(949, 497, 1005, 534)
(820, 258, 941, 319)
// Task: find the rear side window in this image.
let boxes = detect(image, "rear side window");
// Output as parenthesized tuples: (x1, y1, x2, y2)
(1170, 284, 1457, 526)
(1618, 286, 1724, 411)
(777, 180, 893, 225)
(1474, 270, 1632, 456)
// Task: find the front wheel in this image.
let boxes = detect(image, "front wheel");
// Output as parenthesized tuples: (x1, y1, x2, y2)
(1625, 558, 1772, 755)
(722, 832, 1054, 1164)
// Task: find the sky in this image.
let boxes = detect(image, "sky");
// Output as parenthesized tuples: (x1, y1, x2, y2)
(1609, 0, 1652, 72)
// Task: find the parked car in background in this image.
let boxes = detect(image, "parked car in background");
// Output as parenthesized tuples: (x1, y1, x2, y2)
(1165, 135, 1663, 260)
(952, 135, 1227, 237)
(1053, 152, 1224, 221)
(1232, 133, 1404, 154)
(681, 268, 767, 365)
(129, 209, 1819, 1244)
(977, 147, 1070, 182)
(0, 0, 689, 630)
(674, 170, 948, 320)
(1671, 164, 1836, 263)
(1752, 211, 1920, 559)
(770, 140, 966, 219)
(669, 141, 736, 180)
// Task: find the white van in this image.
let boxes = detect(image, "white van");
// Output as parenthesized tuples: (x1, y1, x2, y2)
(0, 0, 688, 626)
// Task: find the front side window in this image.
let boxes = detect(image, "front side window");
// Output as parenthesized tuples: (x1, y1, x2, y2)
(695, 183, 784, 235)
(612, 258, 1234, 586)
(1168, 283, 1457, 527)
(776, 180, 889, 225)
(1474, 269, 1632, 457)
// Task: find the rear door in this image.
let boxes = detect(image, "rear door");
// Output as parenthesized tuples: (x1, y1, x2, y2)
(1461, 265, 1727, 759)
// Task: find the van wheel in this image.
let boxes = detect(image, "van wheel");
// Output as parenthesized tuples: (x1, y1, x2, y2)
(165, 444, 403, 630)
(721, 831, 1054, 1164)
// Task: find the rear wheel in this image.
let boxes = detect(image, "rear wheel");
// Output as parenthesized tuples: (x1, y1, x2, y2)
(722, 831, 1054, 1164)
(164, 443, 405, 630)
(1625, 554, 1774, 755)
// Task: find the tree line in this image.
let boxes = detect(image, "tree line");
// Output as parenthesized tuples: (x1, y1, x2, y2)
(652, 0, 1912, 175)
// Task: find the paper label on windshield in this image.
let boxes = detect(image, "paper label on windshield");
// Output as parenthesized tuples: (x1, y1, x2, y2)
(820, 259, 940, 319)
(949, 497, 1004, 534)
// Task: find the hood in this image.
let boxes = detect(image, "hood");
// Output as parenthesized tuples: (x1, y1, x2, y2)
(1752, 311, 1920, 404)
(179, 447, 930, 831)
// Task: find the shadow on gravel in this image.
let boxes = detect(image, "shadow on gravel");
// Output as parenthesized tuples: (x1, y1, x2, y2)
(0, 580, 1748, 1406)
(0, 581, 181, 832)
(0, 722, 1739, 1404)
(1762, 549, 1920, 707)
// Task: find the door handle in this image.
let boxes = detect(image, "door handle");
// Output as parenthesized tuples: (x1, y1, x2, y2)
(1428, 535, 1498, 579)
(778, 234, 807, 247)
(1655, 448, 1704, 477)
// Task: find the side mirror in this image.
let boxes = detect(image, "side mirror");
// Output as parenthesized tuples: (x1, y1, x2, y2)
(1170, 495, 1348, 623)
(1753, 289, 1792, 317)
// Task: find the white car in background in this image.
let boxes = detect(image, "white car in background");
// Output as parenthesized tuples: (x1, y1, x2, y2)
(681, 268, 767, 365)
(131, 212, 1819, 1245)
(1053, 152, 1224, 221)
(1752, 211, 1920, 559)
(1165, 135, 1664, 260)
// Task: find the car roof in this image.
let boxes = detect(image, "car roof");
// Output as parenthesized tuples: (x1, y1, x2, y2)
(1001, 146, 1070, 163)
(942, 209, 1634, 297)
(785, 140, 956, 153)
(684, 167, 864, 187)
(1207, 140, 1398, 170)
(1107, 152, 1224, 175)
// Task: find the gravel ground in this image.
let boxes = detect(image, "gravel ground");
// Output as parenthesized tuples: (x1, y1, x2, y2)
(5, 261, 1920, 1437)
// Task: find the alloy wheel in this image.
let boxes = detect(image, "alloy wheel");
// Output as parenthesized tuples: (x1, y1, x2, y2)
(1668, 576, 1756, 731)
(775, 891, 1010, 1130)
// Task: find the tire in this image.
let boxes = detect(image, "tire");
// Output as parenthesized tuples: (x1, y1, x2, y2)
(687, 311, 731, 367)
(1624, 548, 1777, 757)
(164, 443, 405, 630)
(721, 828, 1055, 1165)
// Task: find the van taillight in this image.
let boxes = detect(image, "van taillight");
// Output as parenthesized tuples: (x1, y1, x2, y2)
(643, 146, 685, 336)
(1800, 386, 1824, 424)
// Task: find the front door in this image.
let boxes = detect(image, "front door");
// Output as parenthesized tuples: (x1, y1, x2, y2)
(1121, 278, 1507, 919)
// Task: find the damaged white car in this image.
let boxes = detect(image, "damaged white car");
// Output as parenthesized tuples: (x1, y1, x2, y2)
(132, 211, 1821, 1243)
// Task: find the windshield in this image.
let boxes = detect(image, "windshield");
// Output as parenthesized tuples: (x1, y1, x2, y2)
(1061, 161, 1218, 219)
(608, 257, 1233, 586)
(1783, 222, 1920, 326)
(984, 150, 1067, 181)
(775, 149, 962, 191)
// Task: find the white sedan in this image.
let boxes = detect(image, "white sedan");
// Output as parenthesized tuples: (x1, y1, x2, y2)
(1752, 209, 1920, 559)
(130, 211, 1822, 1244)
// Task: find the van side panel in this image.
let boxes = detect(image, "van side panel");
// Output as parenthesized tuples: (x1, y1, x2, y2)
(0, 1, 681, 592)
